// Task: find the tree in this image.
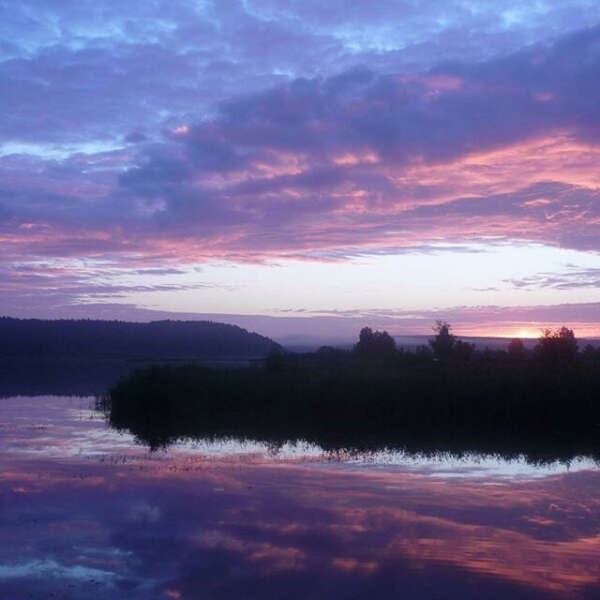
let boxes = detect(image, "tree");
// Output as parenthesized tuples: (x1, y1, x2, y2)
(454, 339, 475, 362)
(535, 327, 578, 366)
(354, 327, 396, 358)
(429, 321, 455, 360)
(508, 338, 526, 359)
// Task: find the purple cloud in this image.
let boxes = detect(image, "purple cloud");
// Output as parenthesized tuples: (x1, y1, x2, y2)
(2, 2, 600, 321)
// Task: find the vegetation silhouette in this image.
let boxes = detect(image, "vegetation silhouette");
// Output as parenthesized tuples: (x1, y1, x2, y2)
(102, 324, 600, 463)
(508, 337, 527, 359)
(535, 326, 578, 367)
(0, 317, 279, 359)
(429, 320, 455, 360)
(354, 327, 396, 358)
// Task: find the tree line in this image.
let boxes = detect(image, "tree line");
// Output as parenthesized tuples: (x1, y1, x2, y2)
(349, 321, 588, 367)
(0, 317, 280, 359)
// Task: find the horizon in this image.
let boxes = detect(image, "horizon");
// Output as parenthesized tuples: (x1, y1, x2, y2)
(4, 312, 599, 349)
(2, 2, 600, 336)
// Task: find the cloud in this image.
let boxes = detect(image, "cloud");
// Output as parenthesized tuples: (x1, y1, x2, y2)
(1, 3, 600, 314)
(3, 427, 600, 599)
(506, 267, 600, 290)
(0, 262, 232, 318)
(2, 24, 599, 265)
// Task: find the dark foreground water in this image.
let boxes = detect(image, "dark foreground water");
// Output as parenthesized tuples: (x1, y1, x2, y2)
(2, 396, 600, 599)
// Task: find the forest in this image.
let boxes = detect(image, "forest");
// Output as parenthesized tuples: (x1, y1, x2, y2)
(0, 317, 280, 359)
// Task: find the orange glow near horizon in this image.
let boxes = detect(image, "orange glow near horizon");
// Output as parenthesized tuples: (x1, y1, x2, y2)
(513, 328, 541, 339)
(451, 323, 600, 340)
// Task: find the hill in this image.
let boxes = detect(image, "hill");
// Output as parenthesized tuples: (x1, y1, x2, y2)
(0, 317, 280, 360)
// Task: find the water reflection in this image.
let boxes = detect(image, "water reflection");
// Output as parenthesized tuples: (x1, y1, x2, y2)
(1, 396, 600, 599)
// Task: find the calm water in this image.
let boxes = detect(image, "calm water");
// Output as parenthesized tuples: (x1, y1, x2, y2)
(2, 396, 600, 599)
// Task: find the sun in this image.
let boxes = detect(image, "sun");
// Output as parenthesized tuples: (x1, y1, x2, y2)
(515, 328, 539, 339)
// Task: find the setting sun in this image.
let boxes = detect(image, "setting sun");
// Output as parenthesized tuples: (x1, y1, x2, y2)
(515, 328, 540, 339)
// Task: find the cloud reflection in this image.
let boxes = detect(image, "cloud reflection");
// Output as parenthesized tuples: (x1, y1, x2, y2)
(1, 396, 600, 598)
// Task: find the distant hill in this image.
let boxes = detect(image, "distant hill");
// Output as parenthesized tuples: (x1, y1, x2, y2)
(0, 317, 280, 360)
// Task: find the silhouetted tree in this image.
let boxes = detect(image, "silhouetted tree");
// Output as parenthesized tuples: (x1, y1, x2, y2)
(508, 338, 526, 359)
(429, 321, 455, 360)
(354, 327, 396, 358)
(454, 339, 475, 362)
(535, 327, 578, 366)
(415, 345, 433, 360)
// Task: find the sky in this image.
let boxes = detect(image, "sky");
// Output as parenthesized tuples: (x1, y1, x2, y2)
(2, 0, 600, 342)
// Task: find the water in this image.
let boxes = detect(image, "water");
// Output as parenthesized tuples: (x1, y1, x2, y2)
(2, 395, 600, 599)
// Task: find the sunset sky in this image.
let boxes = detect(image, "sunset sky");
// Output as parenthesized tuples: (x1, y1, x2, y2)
(2, 1, 600, 341)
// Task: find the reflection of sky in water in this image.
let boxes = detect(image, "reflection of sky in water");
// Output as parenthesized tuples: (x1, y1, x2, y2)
(1, 396, 600, 599)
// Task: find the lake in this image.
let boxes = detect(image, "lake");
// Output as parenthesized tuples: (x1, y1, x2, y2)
(2, 395, 599, 599)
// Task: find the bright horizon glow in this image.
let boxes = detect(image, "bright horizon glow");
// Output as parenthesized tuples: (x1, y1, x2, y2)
(98, 243, 600, 313)
(514, 329, 541, 340)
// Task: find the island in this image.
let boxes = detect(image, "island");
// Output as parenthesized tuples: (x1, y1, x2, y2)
(102, 323, 600, 462)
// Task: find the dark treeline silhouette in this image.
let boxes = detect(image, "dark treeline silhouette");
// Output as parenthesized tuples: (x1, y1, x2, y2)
(103, 323, 600, 463)
(0, 317, 280, 359)
(354, 326, 396, 358)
